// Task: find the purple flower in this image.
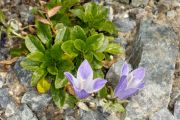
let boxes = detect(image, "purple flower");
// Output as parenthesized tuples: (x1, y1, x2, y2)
(114, 62, 145, 100)
(64, 60, 107, 99)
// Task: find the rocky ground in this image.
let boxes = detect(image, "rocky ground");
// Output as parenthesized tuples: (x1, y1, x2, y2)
(0, 0, 180, 120)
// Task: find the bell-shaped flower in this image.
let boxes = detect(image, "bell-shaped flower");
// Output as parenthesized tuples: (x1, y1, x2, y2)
(64, 60, 107, 99)
(114, 62, 145, 100)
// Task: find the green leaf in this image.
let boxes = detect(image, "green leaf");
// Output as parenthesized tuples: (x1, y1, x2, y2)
(36, 22, 52, 47)
(55, 72, 68, 89)
(111, 103, 125, 112)
(92, 59, 102, 69)
(98, 86, 108, 98)
(105, 43, 124, 54)
(31, 68, 47, 86)
(70, 8, 84, 20)
(65, 94, 77, 108)
(74, 39, 86, 52)
(27, 51, 44, 62)
(55, 27, 70, 43)
(51, 84, 78, 108)
(98, 21, 117, 34)
(50, 43, 63, 60)
(93, 52, 105, 61)
(71, 26, 87, 40)
(86, 34, 104, 51)
(61, 0, 80, 8)
(59, 60, 74, 71)
(51, 13, 72, 26)
(0, 10, 5, 24)
(47, 64, 58, 75)
(20, 58, 40, 71)
(104, 101, 125, 113)
(55, 23, 64, 30)
(84, 3, 108, 25)
(61, 40, 78, 57)
(51, 85, 66, 108)
(96, 37, 109, 52)
(10, 48, 26, 57)
(47, 0, 61, 8)
(84, 51, 93, 62)
(94, 69, 104, 78)
(84, 2, 98, 22)
(25, 35, 45, 53)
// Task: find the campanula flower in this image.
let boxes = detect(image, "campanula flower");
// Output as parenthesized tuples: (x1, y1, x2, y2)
(114, 62, 145, 99)
(64, 60, 107, 99)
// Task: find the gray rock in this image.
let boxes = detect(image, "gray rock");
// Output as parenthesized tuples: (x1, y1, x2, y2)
(14, 0, 21, 6)
(115, 36, 127, 47)
(14, 57, 32, 86)
(114, 0, 129, 4)
(7, 104, 38, 120)
(7, 114, 21, 120)
(5, 102, 18, 117)
(114, 18, 136, 33)
(149, 108, 175, 120)
(169, 90, 180, 109)
(92, 0, 101, 3)
(19, 4, 31, 24)
(80, 109, 110, 120)
(125, 20, 179, 120)
(21, 90, 51, 111)
(106, 60, 131, 88)
(167, 10, 177, 20)
(0, 72, 6, 88)
(0, 49, 7, 70)
(174, 100, 180, 120)
(20, 104, 38, 120)
(64, 109, 77, 120)
(131, 0, 149, 7)
(36, 112, 47, 120)
(0, 88, 11, 108)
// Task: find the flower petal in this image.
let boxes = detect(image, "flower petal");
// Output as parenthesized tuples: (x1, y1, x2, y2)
(121, 62, 129, 76)
(114, 76, 127, 97)
(138, 82, 145, 89)
(84, 78, 107, 93)
(77, 60, 93, 81)
(116, 88, 139, 100)
(64, 72, 79, 88)
(74, 87, 89, 99)
(132, 67, 145, 81)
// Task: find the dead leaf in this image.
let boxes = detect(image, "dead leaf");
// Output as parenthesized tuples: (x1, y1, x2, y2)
(0, 57, 18, 65)
(29, 26, 36, 34)
(65, 84, 75, 96)
(35, 15, 51, 25)
(47, 6, 61, 18)
(102, 59, 118, 68)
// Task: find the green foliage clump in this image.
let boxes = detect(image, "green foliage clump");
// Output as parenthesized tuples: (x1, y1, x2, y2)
(21, 0, 124, 109)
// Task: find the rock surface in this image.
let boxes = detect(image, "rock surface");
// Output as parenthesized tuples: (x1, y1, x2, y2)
(7, 104, 38, 120)
(0, 88, 12, 108)
(125, 20, 179, 120)
(21, 90, 51, 111)
(80, 109, 110, 120)
(114, 18, 136, 33)
(149, 108, 175, 120)
(131, 0, 149, 7)
(174, 100, 180, 120)
(14, 57, 32, 86)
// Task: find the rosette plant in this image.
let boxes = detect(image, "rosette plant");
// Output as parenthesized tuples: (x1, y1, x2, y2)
(20, 0, 123, 108)
(114, 63, 145, 99)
